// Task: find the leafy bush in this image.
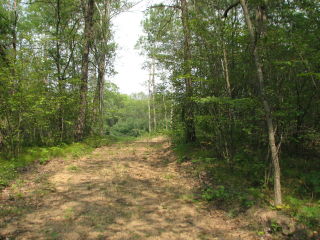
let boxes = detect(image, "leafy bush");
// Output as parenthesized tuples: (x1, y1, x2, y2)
(202, 186, 229, 201)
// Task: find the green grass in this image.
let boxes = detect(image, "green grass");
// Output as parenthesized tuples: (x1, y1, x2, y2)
(0, 135, 125, 189)
(163, 174, 175, 180)
(67, 165, 80, 172)
(284, 196, 320, 229)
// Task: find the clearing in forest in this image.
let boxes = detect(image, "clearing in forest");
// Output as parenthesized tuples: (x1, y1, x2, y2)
(0, 137, 257, 240)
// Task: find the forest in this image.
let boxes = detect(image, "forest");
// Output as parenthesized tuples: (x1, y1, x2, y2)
(0, 0, 319, 239)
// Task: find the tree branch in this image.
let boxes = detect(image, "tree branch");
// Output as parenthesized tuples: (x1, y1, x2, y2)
(149, 4, 181, 10)
(223, 1, 240, 18)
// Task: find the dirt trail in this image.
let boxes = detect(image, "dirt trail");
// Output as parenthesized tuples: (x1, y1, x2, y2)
(0, 137, 257, 240)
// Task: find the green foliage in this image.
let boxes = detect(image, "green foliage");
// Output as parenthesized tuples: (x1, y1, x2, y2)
(286, 196, 320, 229)
(168, 123, 186, 145)
(201, 184, 261, 212)
(304, 171, 320, 195)
(0, 0, 127, 158)
(270, 221, 282, 233)
(110, 93, 149, 137)
(201, 186, 229, 201)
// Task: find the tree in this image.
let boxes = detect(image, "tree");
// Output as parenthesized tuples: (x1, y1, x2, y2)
(239, 0, 282, 206)
(180, 0, 196, 142)
(0, 0, 128, 155)
(92, 0, 112, 136)
(75, 0, 95, 140)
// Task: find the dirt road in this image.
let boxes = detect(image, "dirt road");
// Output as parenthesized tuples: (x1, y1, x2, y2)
(0, 137, 256, 240)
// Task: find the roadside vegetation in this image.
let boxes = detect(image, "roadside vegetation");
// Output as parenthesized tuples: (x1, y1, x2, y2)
(172, 138, 319, 233)
(137, 0, 320, 237)
(0, 136, 125, 189)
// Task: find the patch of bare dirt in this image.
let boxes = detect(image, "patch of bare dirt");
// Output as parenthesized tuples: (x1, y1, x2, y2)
(0, 137, 258, 239)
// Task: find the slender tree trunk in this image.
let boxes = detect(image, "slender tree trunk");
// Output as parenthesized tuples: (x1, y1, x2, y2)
(180, 0, 196, 143)
(12, 0, 17, 57)
(163, 94, 168, 130)
(170, 102, 174, 128)
(11, 0, 20, 154)
(222, 44, 232, 97)
(75, 0, 95, 140)
(55, 0, 65, 142)
(221, 39, 235, 164)
(148, 69, 152, 133)
(94, 61, 105, 135)
(240, 0, 282, 206)
(9, 0, 18, 92)
(151, 60, 157, 131)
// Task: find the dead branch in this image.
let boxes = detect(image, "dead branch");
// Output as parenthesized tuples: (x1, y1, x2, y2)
(223, 1, 240, 18)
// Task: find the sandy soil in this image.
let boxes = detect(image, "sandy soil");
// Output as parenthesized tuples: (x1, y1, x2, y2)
(0, 137, 258, 240)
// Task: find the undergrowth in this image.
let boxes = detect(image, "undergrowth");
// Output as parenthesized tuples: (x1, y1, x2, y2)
(172, 139, 320, 231)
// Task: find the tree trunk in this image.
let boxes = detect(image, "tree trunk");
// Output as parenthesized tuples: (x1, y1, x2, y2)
(163, 94, 168, 130)
(75, 0, 95, 141)
(92, 0, 111, 136)
(180, 0, 196, 143)
(12, 0, 17, 56)
(240, 0, 282, 206)
(222, 44, 232, 97)
(148, 68, 152, 133)
(94, 61, 105, 135)
(55, 0, 65, 142)
(151, 60, 157, 131)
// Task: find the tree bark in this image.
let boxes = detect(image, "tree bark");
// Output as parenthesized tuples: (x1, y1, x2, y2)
(75, 0, 95, 141)
(240, 0, 282, 206)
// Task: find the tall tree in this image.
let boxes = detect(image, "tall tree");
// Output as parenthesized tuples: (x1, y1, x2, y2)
(92, 0, 111, 136)
(75, 0, 95, 140)
(239, 0, 282, 206)
(180, 0, 196, 142)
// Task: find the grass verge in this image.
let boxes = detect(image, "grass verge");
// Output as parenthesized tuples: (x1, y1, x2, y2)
(0, 135, 133, 190)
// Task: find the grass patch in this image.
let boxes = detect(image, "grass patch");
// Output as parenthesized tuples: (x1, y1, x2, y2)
(180, 193, 198, 203)
(0, 206, 27, 218)
(163, 174, 175, 180)
(0, 135, 124, 190)
(284, 196, 320, 229)
(63, 207, 76, 221)
(66, 165, 80, 172)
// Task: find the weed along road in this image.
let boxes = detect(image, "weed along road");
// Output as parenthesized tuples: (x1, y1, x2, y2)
(0, 137, 257, 240)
